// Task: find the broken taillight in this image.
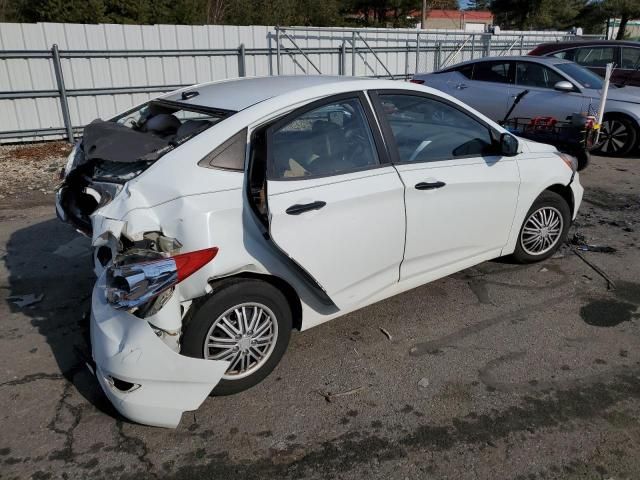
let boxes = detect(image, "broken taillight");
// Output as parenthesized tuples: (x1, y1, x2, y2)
(105, 247, 218, 310)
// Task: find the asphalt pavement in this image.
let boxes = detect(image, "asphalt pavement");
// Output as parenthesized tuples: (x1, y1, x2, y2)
(1, 153, 639, 480)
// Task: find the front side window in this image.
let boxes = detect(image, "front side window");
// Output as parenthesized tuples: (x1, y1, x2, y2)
(621, 47, 640, 69)
(472, 61, 513, 84)
(377, 94, 494, 163)
(269, 98, 379, 179)
(516, 62, 565, 89)
(556, 63, 604, 89)
(574, 47, 615, 67)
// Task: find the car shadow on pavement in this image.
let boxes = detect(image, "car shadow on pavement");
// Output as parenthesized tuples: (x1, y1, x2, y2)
(4, 217, 120, 418)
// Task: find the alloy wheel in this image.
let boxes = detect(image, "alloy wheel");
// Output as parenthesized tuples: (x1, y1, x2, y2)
(204, 303, 279, 380)
(596, 119, 631, 155)
(520, 206, 564, 256)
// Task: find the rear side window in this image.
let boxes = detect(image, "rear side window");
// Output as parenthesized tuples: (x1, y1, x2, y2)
(198, 129, 247, 171)
(516, 62, 565, 89)
(472, 61, 513, 84)
(550, 50, 571, 60)
(574, 47, 615, 67)
(268, 98, 379, 179)
(621, 47, 640, 69)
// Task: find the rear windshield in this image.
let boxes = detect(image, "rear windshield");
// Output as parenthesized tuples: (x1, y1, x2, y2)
(556, 63, 604, 89)
(114, 100, 229, 141)
(80, 100, 233, 165)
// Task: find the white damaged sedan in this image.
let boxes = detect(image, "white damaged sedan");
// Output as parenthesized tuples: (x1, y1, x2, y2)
(56, 76, 583, 428)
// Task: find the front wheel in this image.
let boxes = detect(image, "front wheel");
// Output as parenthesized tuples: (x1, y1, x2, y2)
(512, 191, 571, 264)
(182, 279, 292, 396)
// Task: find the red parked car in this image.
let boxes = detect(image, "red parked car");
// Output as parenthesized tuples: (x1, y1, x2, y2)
(529, 40, 640, 87)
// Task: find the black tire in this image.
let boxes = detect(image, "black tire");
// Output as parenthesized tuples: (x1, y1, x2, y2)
(512, 190, 571, 264)
(593, 115, 638, 157)
(182, 279, 292, 396)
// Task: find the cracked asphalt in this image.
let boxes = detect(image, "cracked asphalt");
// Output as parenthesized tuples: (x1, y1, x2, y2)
(1, 153, 640, 480)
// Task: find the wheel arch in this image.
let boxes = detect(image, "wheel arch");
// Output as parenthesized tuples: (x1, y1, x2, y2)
(545, 183, 574, 217)
(207, 273, 303, 331)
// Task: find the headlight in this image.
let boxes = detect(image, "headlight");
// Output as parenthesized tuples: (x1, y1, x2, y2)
(555, 152, 578, 172)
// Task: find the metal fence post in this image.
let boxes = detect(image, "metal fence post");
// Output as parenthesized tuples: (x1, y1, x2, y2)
(340, 41, 346, 75)
(519, 35, 524, 55)
(415, 32, 420, 74)
(471, 34, 476, 59)
(51, 44, 73, 143)
(238, 43, 246, 77)
(351, 31, 356, 76)
(434, 42, 442, 71)
(484, 34, 492, 57)
(276, 27, 282, 75)
(404, 41, 410, 79)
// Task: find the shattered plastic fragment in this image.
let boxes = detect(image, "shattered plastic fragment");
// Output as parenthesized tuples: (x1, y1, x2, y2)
(8, 294, 44, 308)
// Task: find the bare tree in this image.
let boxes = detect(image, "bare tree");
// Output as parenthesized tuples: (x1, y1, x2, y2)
(207, 0, 226, 24)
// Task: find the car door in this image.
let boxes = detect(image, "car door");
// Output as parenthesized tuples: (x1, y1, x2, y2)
(618, 46, 640, 86)
(265, 93, 406, 309)
(370, 90, 520, 283)
(447, 60, 514, 121)
(507, 60, 586, 121)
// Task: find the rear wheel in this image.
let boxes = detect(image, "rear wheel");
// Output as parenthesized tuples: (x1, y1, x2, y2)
(593, 115, 637, 157)
(512, 191, 571, 264)
(182, 279, 292, 396)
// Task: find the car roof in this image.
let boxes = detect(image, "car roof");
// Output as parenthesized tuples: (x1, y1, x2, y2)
(444, 55, 573, 69)
(160, 75, 375, 112)
(534, 40, 640, 51)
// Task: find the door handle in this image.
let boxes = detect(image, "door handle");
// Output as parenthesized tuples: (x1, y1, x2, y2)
(285, 201, 326, 215)
(415, 181, 446, 190)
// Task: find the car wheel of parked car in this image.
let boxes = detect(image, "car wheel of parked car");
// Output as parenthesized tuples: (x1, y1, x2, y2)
(182, 279, 292, 396)
(512, 191, 571, 264)
(594, 115, 637, 157)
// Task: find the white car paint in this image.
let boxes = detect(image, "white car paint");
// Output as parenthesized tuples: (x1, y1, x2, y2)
(57, 76, 583, 428)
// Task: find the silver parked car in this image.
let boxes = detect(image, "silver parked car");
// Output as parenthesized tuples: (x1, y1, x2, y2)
(413, 56, 640, 156)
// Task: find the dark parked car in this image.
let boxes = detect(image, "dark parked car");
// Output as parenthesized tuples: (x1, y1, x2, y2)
(529, 40, 640, 87)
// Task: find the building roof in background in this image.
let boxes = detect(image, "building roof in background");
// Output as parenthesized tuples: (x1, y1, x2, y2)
(406, 9, 494, 21)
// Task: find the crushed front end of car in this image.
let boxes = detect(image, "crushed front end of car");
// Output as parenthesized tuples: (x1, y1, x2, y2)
(56, 99, 236, 427)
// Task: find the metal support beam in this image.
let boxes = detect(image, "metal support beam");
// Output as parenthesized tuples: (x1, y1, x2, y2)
(279, 29, 322, 74)
(351, 32, 356, 76)
(340, 42, 346, 75)
(51, 44, 73, 143)
(415, 32, 421, 74)
(238, 43, 246, 77)
(276, 27, 281, 75)
(355, 32, 394, 80)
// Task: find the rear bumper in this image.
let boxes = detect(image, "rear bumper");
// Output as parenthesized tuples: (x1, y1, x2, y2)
(90, 274, 229, 428)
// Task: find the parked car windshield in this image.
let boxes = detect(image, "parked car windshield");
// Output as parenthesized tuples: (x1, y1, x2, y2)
(556, 63, 604, 89)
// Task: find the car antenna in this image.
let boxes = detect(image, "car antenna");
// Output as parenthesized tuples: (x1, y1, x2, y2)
(500, 89, 529, 126)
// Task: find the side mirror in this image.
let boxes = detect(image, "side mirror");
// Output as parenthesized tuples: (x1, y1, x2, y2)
(500, 133, 519, 156)
(554, 80, 574, 92)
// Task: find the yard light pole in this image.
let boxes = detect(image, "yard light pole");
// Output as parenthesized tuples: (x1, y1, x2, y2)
(421, 0, 427, 29)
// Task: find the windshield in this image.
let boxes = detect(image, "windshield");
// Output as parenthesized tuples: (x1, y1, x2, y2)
(556, 63, 604, 90)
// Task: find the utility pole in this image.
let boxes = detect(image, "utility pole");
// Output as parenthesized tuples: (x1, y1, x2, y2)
(421, 0, 427, 29)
